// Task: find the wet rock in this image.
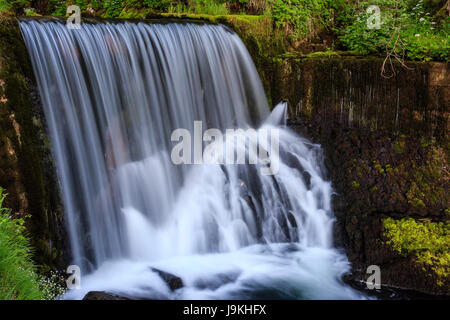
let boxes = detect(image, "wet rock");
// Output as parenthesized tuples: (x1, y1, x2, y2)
(300, 171, 311, 189)
(151, 268, 184, 291)
(342, 274, 448, 300)
(83, 291, 131, 300)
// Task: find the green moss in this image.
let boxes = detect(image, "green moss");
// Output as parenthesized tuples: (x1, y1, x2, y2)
(374, 163, 384, 174)
(405, 146, 448, 209)
(372, 160, 385, 174)
(24, 8, 41, 16)
(119, 7, 147, 19)
(393, 139, 405, 154)
(383, 217, 450, 286)
(420, 136, 435, 148)
(305, 50, 341, 58)
(146, 12, 267, 24)
(408, 197, 426, 208)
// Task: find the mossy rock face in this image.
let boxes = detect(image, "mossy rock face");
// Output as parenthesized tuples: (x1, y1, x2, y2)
(283, 55, 449, 295)
(0, 17, 68, 270)
(292, 121, 449, 294)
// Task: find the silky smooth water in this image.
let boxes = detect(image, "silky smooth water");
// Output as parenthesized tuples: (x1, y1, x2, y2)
(20, 19, 364, 299)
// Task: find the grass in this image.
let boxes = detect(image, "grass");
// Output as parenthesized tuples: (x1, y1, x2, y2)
(168, 0, 229, 15)
(0, 187, 44, 300)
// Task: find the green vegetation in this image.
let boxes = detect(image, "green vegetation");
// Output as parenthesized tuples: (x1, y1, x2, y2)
(0, 186, 43, 299)
(0, 0, 10, 11)
(271, 0, 347, 39)
(0, 0, 30, 13)
(339, 0, 450, 61)
(0, 187, 65, 299)
(11, 0, 30, 8)
(24, 7, 39, 15)
(47, 0, 230, 17)
(168, 0, 229, 15)
(11, 0, 445, 62)
(384, 217, 450, 286)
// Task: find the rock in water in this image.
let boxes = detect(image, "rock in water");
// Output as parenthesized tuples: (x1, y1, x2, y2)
(151, 268, 184, 291)
(83, 291, 131, 300)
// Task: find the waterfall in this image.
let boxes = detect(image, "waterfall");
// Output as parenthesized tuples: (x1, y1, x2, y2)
(20, 19, 364, 299)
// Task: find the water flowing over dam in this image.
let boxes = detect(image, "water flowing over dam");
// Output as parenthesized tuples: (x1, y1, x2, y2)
(20, 19, 364, 299)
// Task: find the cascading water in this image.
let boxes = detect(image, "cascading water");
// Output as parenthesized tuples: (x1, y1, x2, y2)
(20, 19, 364, 299)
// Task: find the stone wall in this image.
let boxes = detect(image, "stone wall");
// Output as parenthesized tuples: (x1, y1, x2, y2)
(271, 55, 448, 144)
(271, 55, 449, 295)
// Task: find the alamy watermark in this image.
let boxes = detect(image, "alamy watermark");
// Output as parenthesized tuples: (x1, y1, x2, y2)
(366, 265, 381, 290)
(66, 265, 81, 289)
(66, 5, 81, 30)
(170, 121, 280, 175)
(366, 5, 381, 30)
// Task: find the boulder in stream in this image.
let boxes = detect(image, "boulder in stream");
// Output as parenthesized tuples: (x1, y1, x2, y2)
(83, 291, 131, 300)
(151, 267, 184, 291)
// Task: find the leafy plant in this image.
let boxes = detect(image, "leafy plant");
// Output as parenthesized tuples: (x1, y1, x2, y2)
(103, 0, 124, 17)
(48, 0, 67, 16)
(270, 0, 346, 39)
(339, 0, 449, 62)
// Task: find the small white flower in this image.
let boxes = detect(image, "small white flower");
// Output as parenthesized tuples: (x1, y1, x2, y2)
(419, 18, 425, 22)
(431, 22, 436, 25)
(415, 34, 420, 37)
